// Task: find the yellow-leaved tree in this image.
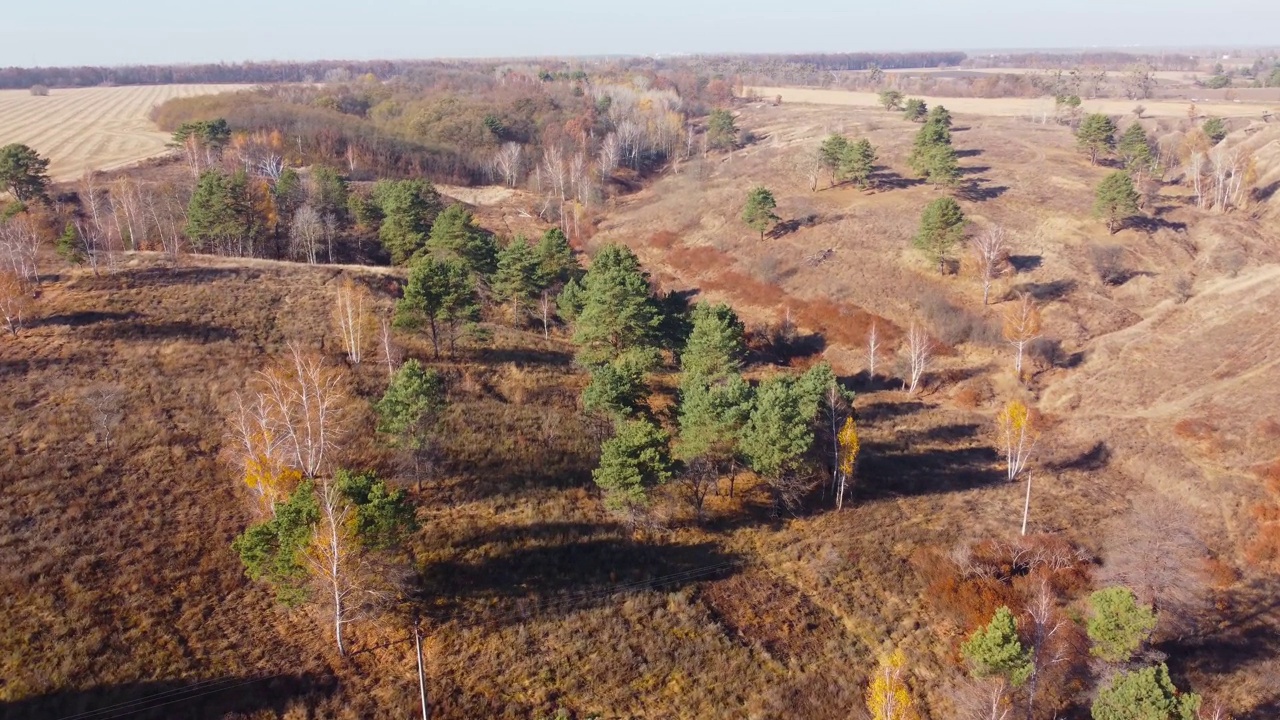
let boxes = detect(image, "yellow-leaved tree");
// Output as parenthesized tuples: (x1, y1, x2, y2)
(866, 648, 921, 720)
(997, 399, 1040, 535)
(836, 415, 860, 510)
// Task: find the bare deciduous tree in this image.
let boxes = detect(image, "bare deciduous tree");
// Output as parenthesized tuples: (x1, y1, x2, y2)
(1023, 579, 1076, 720)
(310, 478, 357, 656)
(492, 142, 523, 187)
(903, 322, 932, 395)
(0, 270, 32, 336)
(256, 343, 350, 479)
(971, 225, 1012, 306)
(866, 322, 881, 380)
(290, 205, 324, 264)
(83, 385, 125, 448)
(1002, 293, 1042, 376)
(0, 214, 41, 283)
(377, 314, 401, 381)
(950, 675, 1012, 720)
(539, 290, 553, 339)
(1100, 494, 1213, 640)
(598, 133, 620, 179)
(333, 278, 370, 365)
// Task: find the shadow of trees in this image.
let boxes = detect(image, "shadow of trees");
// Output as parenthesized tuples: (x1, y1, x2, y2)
(0, 673, 334, 720)
(421, 537, 741, 627)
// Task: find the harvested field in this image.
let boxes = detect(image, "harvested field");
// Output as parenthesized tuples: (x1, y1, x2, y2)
(746, 85, 1277, 119)
(0, 84, 250, 181)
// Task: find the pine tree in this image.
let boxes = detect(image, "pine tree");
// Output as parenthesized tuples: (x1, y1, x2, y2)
(914, 197, 967, 273)
(582, 347, 659, 418)
(0, 143, 51, 202)
(878, 89, 904, 111)
(374, 359, 446, 445)
(1087, 586, 1158, 663)
(534, 227, 580, 288)
(428, 203, 497, 275)
(1091, 664, 1200, 720)
(55, 222, 84, 264)
(492, 236, 542, 322)
(902, 98, 928, 122)
(571, 244, 661, 366)
(1201, 116, 1227, 144)
(396, 256, 478, 357)
(1117, 123, 1154, 174)
(840, 138, 878, 188)
(593, 418, 673, 512)
(707, 109, 738, 151)
(742, 186, 779, 240)
(1077, 113, 1117, 165)
(1094, 171, 1141, 234)
(819, 134, 850, 185)
(739, 373, 818, 511)
(232, 480, 319, 605)
(961, 606, 1035, 686)
(681, 302, 746, 381)
(926, 105, 953, 129)
(372, 179, 441, 264)
(336, 468, 418, 551)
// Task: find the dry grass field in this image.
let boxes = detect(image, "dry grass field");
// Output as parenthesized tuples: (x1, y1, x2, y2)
(0, 85, 249, 181)
(746, 85, 1277, 119)
(4, 91, 1280, 718)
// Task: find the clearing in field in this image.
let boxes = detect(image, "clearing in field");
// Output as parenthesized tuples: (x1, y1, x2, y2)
(0, 84, 249, 181)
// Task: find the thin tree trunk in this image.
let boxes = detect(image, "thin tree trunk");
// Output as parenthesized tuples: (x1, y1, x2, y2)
(415, 621, 429, 720)
(1021, 471, 1033, 536)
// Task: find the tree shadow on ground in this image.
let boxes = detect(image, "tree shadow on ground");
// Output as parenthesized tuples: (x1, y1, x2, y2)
(420, 537, 741, 627)
(33, 310, 141, 328)
(958, 164, 992, 175)
(859, 443, 1002, 497)
(474, 346, 573, 367)
(84, 320, 240, 343)
(0, 673, 334, 720)
(1164, 576, 1280, 701)
(955, 180, 1009, 202)
(72, 266, 252, 291)
(955, 148, 984, 158)
(1006, 279, 1077, 302)
(857, 400, 927, 424)
(769, 214, 820, 239)
(1127, 215, 1189, 234)
(875, 171, 925, 190)
(1009, 255, 1042, 273)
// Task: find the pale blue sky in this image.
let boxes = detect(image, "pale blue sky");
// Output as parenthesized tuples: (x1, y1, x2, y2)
(1, 0, 1276, 67)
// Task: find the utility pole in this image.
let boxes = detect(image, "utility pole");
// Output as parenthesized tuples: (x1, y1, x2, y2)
(414, 617, 428, 720)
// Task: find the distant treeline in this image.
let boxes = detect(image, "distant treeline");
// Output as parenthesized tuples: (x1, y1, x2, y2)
(970, 52, 1200, 71)
(0, 60, 494, 89)
(0, 54, 967, 90)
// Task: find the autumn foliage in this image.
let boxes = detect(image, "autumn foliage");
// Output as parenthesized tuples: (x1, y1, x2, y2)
(1248, 461, 1280, 567)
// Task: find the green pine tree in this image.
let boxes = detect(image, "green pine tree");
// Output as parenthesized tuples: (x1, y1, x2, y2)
(336, 468, 418, 551)
(926, 105, 953, 129)
(708, 109, 738, 151)
(903, 98, 928, 122)
(375, 359, 446, 445)
(914, 197, 966, 273)
(372, 179, 441, 264)
(681, 302, 746, 381)
(819, 134, 850, 186)
(493, 236, 542, 322)
(739, 374, 815, 510)
(0, 143, 51, 202)
(582, 347, 659, 419)
(232, 480, 319, 605)
(1087, 586, 1158, 663)
(396, 256, 478, 357)
(1077, 113, 1117, 165)
(1117, 123, 1155, 174)
(1094, 171, 1141, 234)
(839, 138, 878, 188)
(534, 227, 580, 288)
(961, 606, 1034, 686)
(427, 203, 497, 275)
(742, 186, 779, 240)
(1091, 664, 1200, 720)
(878, 89, 904, 111)
(593, 418, 673, 512)
(570, 244, 662, 366)
(55, 222, 84, 264)
(1201, 116, 1227, 144)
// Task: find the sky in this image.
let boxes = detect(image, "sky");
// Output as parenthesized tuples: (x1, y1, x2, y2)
(2, 0, 1277, 67)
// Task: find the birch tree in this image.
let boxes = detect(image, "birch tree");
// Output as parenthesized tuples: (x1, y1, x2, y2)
(1002, 293, 1042, 377)
(0, 214, 41, 283)
(333, 278, 371, 365)
(836, 416, 860, 510)
(865, 649, 921, 720)
(377, 315, 401, 381)
(0, 270, 31, 336)
(866, 322, 881, 379)
(257, 343, 351, 479)
(290, 205, 324, 264)
(971, 225, 1011, 306)
(997, 399, 1038, 533)
(492, 142, 522, 187)
(903, 322, 932, 395)
(310, 476, 358, 656)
